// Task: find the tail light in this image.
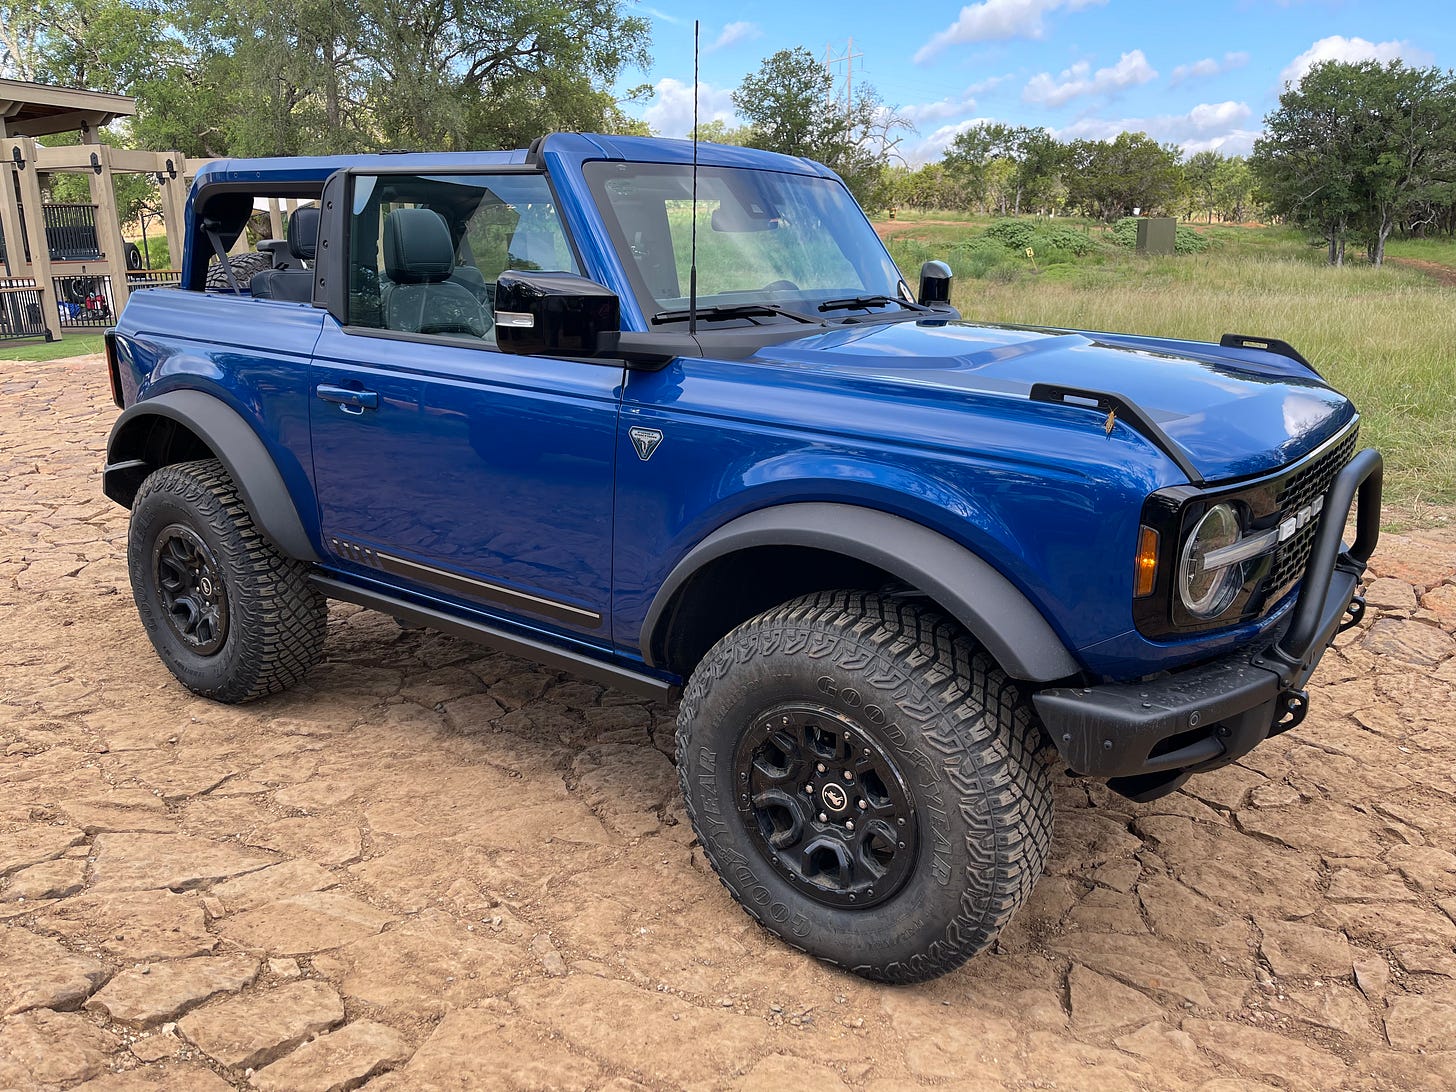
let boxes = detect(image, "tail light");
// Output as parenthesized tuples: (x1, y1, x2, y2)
(104, 330, 124, 409)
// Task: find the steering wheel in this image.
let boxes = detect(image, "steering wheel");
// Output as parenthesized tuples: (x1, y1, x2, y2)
(761, 280, 800, 293)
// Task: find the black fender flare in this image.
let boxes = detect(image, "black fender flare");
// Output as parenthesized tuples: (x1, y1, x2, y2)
(641, 502, 1082, 683)
(103, 390, 320, 562)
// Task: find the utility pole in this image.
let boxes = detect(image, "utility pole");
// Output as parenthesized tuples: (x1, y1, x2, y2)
(823, 38, 863, 115)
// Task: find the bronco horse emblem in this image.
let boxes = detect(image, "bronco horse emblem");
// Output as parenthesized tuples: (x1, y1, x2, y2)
(628, 426, 663, 461)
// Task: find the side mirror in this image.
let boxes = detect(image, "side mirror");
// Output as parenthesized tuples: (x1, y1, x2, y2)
(495, 271, 621, 357)
(918, 260, 953, 307)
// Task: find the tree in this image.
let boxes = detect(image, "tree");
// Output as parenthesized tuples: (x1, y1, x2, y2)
(1183, 150, 1221, 222)
(1254, 60, 1456, 265)
(1, 0, 178, 92)
(733, 47, 837, 160)
(1065, 133, 1182, 221)
(890, 163, 964, 212)
(4, 0, 653, 159)
(693, 119, 753, 145)
(1211, 157, 1254, 223)
(731, 46, 910, 209)
(941, 123, 1065, 215)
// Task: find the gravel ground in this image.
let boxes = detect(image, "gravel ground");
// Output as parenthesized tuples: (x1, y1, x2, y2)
(3, 354, 1456, 1091)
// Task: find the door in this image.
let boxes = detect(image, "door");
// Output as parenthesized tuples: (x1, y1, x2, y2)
(308, 169, 622, 641)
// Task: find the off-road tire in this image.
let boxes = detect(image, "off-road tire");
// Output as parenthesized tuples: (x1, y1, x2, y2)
(677, 590, 1053, 983)
(128, 459, 327, 702)
(204, 250, 274, 292)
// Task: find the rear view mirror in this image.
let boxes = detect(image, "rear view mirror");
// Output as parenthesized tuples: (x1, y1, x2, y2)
(494, 271, 620, 357)
(710, 205, 781, 232)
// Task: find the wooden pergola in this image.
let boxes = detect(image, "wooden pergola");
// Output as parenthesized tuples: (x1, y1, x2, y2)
(0, 79, 203, 341)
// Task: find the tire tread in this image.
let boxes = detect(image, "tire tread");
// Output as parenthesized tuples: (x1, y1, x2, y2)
(677, 589, 1053, 983)
(129, 459, 326, 703)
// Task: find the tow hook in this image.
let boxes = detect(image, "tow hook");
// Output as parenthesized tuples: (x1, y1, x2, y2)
(1269, 689, 1308, 737)
(1338, 594, 1366, 633)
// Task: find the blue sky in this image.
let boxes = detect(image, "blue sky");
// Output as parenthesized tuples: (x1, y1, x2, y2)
(623, 0, 1453, 162)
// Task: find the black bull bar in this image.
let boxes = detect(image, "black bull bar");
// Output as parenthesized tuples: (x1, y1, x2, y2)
(1033, 448, 1383, 797)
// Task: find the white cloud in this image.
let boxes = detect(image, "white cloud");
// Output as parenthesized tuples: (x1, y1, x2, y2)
(706, 21, 761, 53)
(638, 6, 680, 24)
(1022, 50, 1158, 107)
(904, 118, 997, 165)
(900, 76, 1013, 127)
(640, 77, 737, 138)
(1169, 51, 1250, 86)
(1052, 101, 1258, 155)
(904, 97, 978, 125)
(1279, 35, 1433, 88)
(914, 0, 1107, 63)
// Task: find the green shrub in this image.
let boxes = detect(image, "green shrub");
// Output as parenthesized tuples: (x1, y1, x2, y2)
(1111, 218, 1140, 248)
(1175, 227, 1211, 254)
(983, 219, 1037, 250)
(1036, 225, 1097, 256)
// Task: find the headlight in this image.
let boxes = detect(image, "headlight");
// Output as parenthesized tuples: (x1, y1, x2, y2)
(1179, 503, 1245, 618)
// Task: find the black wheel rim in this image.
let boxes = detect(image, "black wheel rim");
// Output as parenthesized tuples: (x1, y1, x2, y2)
(152, 524, 228, 655)
(733, 703, 918, 909)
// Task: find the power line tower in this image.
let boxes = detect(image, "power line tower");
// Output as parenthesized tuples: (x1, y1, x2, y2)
(823, 38, 864, 115)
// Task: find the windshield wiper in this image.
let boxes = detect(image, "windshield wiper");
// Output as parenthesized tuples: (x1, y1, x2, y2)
(652, 303, 825, 326)
(817, 294, 934, 315)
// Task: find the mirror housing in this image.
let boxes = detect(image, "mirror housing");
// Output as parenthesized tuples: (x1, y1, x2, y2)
(494, 271, 621, 357)
(918, 260, 953, 307)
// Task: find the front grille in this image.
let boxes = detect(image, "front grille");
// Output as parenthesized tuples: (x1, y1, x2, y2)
(1263, 429, 1359, 601)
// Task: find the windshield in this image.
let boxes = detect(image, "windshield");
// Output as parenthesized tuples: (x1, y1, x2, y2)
(584, 161, 908, 323)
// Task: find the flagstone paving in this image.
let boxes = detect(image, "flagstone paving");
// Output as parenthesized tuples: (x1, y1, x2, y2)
(2, 355, 1455, 1088)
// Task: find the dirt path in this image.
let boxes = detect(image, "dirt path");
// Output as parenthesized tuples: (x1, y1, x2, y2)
(1388, 256, 1456, 287)
(871, 218, 974, 237)
(3, 356, 1456, 1090)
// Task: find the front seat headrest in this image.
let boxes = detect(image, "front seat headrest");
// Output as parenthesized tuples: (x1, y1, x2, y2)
(383, 208, 456, 285)
(287, 205, 321, 262)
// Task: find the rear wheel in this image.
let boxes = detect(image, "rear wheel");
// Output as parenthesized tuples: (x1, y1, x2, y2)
(128, 459, 326, 702)
(677, 590, 1053, 983)
(205, 250, 273, 292)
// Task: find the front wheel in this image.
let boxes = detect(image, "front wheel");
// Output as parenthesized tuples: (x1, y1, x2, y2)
(677, 591, 1053, 983)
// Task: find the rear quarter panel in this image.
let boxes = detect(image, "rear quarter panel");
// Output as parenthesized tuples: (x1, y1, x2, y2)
(113, 291, 327, 549)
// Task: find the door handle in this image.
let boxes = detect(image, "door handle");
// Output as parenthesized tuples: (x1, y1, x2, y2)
(316, 385, 379, 413)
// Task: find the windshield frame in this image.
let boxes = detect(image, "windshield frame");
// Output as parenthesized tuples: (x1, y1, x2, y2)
(582, 160, 911, 327)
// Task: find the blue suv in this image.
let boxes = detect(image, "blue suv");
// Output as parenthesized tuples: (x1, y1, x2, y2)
(102, 134, 1382, 982)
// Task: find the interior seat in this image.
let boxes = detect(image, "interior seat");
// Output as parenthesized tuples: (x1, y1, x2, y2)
(381, 209, 489, 338)
(448, 263, 494, 307)
(251, 206, 320, 303)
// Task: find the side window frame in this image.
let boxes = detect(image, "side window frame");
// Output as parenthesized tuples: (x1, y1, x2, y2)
(317, 165, 588, 353)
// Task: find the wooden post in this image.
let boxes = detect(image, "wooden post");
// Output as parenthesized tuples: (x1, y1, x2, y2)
(268, 198, 284, 241)
(158, 156, 186, 271)
(7, 137, 63, 341)
(86, 142, 130, 314)
(0, 159, 29, 278)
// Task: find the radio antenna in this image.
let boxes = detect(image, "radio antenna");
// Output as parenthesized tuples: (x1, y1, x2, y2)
(688, 19, 700, 337)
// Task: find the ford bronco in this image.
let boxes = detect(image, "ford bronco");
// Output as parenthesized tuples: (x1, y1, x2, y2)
(101, 133, 1382, 982)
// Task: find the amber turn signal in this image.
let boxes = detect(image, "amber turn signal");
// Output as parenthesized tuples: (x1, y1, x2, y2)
(1134, 526, 1160, 598)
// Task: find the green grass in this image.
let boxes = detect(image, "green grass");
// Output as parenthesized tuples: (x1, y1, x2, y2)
(0, 333, 105, 362)
(129, 233, 176, 270)
(884, 218, 1456, 514)
(1384, 235, 1456, 267)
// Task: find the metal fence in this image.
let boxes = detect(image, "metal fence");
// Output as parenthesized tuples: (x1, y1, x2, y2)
(43, 203, 103, 261)
(127, 268, 183, 290)
(0, 277, 49, 340)
(52, 273, 116, 328)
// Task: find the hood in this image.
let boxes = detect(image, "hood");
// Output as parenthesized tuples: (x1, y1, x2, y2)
(748, 319, 1355, 482)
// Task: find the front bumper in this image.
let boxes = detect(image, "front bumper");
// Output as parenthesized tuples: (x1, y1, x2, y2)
(1034, 448, 1383, 800)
